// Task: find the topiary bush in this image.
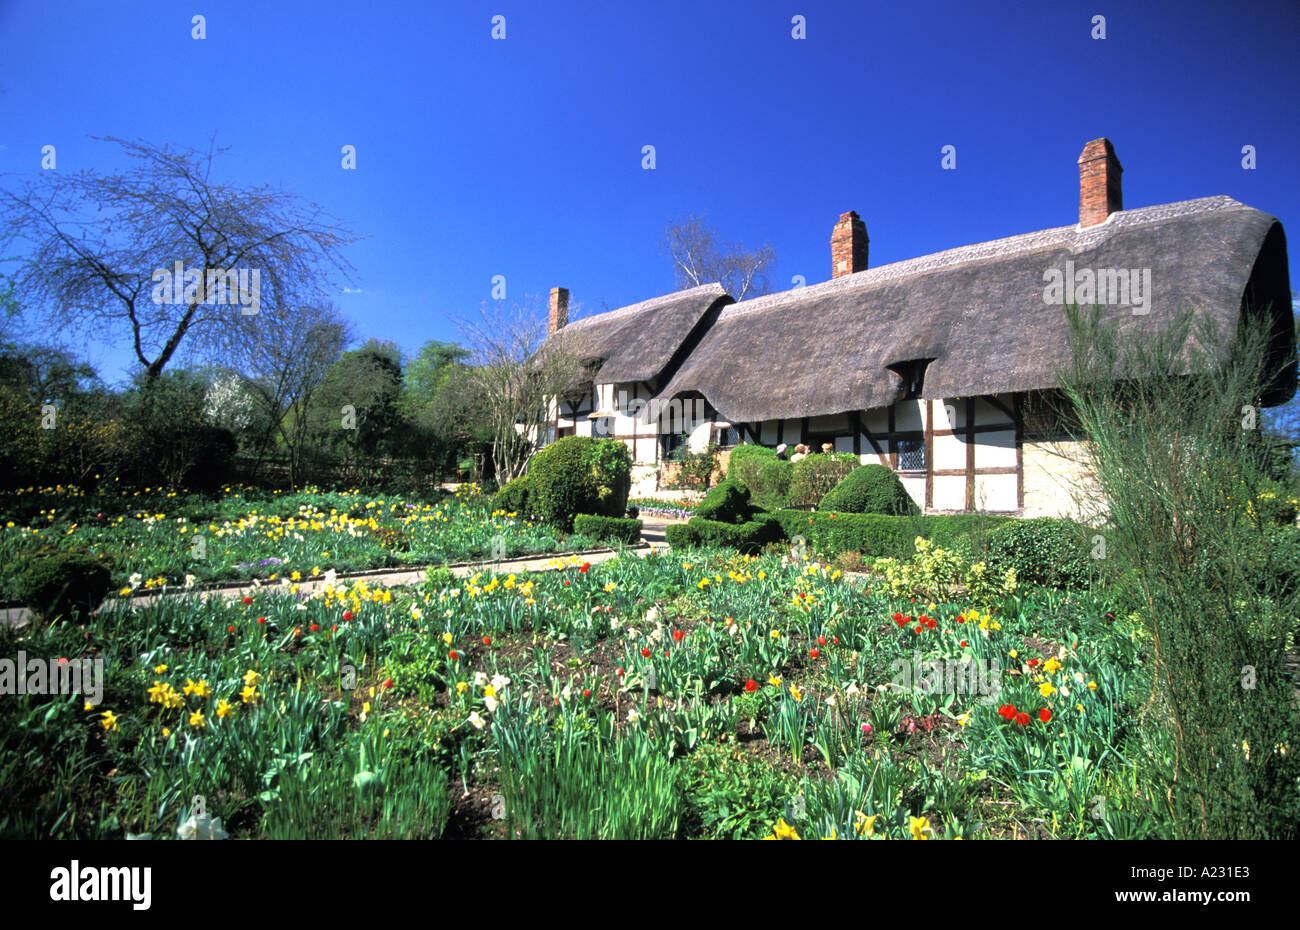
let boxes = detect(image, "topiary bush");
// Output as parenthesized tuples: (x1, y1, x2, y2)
(573, 514, 642, 545)
(788, 453, 860, 507)
(985, 518, 1094, 590)
(819, 464, 919, 516)
(493, 475, 534, 518)
(667, 514, 782, 554)
(528, 437, 632, 532)
(750, 460, 793, 510)
(14, 550, 113, 622)
(694, 479, 753, 524)
(725, 443, 777, 486)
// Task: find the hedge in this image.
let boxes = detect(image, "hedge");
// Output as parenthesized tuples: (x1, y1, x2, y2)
(694, 479, 753, 524)
(985, 518, 1095, 589)
(14, 550, 113, 623)
(573, 514, 643, 545)
(493, 475, 534, 518)
(819, 464, 918, 516)
(527, 437, 631, 532)
(772, 510, 1016, 561)
(665, 513, 783, 554)
(788, 453, 860, 507)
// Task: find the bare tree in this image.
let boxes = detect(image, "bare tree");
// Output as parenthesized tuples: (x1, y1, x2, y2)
(662, 213, 775, 300)
(223, 302, 352, 486)
(456, 296, 585, 485)
(0, 136, 358, 383)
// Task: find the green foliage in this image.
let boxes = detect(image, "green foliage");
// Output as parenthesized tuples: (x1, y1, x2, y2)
(986, 518, 1094, 590)
(528, 437, 632, 532)
(680, 742, 797, 839)
(493, 475, 533, 519)
(773, 510, 917, 560)
(667, 514, 782, 553)
(726, 443, 777, 484)
(667, 441, 719, 490)
(752, 460, 794, 509)
(872, 537, 1018, 604)
(694, 478, 753, 524)
(788, 452, 860, 507)
(820, 464, 919, 515)
(572, 514, 642, 545)
(13, 549, 113, 622)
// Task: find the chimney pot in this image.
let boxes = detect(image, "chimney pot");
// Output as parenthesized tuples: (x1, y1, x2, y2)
(1078, 138, 1123, 228)
(548, 286, 569, 335)
(831, 210, 869, 278)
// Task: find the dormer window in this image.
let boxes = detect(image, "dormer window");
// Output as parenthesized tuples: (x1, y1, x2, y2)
(888, 359, 932, 400)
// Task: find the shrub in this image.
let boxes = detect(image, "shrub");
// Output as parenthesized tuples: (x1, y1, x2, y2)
(493, 475, 533, 518)
(694, 479, 753, 524)
(788, 453, 860, 507)
(985, 518, 1094, 589)
(831, 550, 865, 573)
(668, 514, 782, 554)
(573, 514, 642, 545)
(14, 550, 113, 622)
(872, 537, 1017, 604)
(773, 510, 916, 560)
(923, 513, 1016, 560)
(725, 443, 777, 485)
(819, 464, 918, 516)
(528, 437, 631, 532)
(751, 460, 793, 510)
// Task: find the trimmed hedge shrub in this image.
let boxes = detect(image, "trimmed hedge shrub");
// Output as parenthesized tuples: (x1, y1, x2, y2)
(493, 475, 533, 518)
(573, 514, 643, 545)
(751, 460, 793, 510)
(666, 514, 782, 554)
(788, 453, 860, 507)
(725, 443, 777, 485)
(14, 550, 113, 622)
(924, 514, 1015, 560)
(819, 464, 918, 516)
(528, 437, 631, 532)
(694, 479, 753, 524)
(774, 510, 917, 560)
(986, 518, 1094, 589)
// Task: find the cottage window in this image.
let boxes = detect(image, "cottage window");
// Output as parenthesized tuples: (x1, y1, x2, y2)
(897, 437, 925, 472)
(713, 425, 740, 448)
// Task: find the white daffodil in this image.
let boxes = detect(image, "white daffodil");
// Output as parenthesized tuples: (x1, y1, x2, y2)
(176, 812, 228, 841)
(468, 711, 486, 730)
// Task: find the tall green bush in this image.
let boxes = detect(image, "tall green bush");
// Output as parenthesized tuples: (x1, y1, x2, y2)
(985, 518, 1094, 589)
(788, 453, 859, 507)
(819, 464, 918, 515)
(527, 437, 631, 532)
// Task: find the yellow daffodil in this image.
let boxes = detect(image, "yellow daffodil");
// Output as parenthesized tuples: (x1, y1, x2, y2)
(100, 710, 119, 731)
(216, 699, 234, 720)
(239, 685, 260, 705)
(1039, 681, 1057, 698)
(909, 815, 932, 840)
(854, 811, 876, 836)
(768, 674, 782, 688)
(154, 664, 168, 674)
(790, 683, 803, 702)
(242, 669, 262, 687)
(189, 710, 206, 728)
(1087, 680, 1098, 690)
(762, 818, 800, 840)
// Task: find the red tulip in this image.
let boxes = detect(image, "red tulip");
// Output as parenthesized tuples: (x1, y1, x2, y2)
(810, 648, 820, 658)
(641, 648, 651, 658)
(582, 688, 591, 698)
(227, 625, 235, 633)
(293, 627, 303, 638)
(1015, 712, 1030, 726)
(449, 650, 459, 660)
(257, 616, 266, 625)
(331, 624, 338, 633)
(914, 625, 923, 633)
(1039, 708, 1052, 723)
(615, 667, 624, 676)
(893, 613, 904, 625)
(745, 679, 758, 692)
(564, 579, 570, 586)
(1028, 658, 1040, 667)
(343, 610, 354, 621)
(579, 562, 590, 573)
(956, 615, 965, 623)
(832, 637, 839, 644)
(309, 623, 319, 632)
(482, 636, 492, 646)
(382, 678, 394, 689)
(960, 640, 967, 648)
(242, 596, 253, 606)
(817, 635, 827, 645)
(673, 629, 684, 641)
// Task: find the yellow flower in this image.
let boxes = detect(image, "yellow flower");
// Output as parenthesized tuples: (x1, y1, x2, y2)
(768, 674, 782, 688)
(1087, 680, 1098, 690)
(789, 683, 803, 702)
(957, 712, 971, 727)
(1044, 658, 1062, 675)
(100, 710, 119, 731)
(242, 669, 262, 687)
(604, 582, 616, 593)
(443, 632, 454, 645)
(216, 699, 234, 720)
(909, 816, 932, 840)
(762, 818, 801, 840)
(1008, 649, 1018, 658)
(183, 678, 211, 699)
(456, 681, 468, 695)
(854, 811, 876, 836)
(1039, 681, 1057, 698)
(240, 685, 260, 705)
(154, 664, 168, 674)
(189, 710, 206, 728)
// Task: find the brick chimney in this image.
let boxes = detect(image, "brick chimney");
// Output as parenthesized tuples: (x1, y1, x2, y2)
(548, 286, 569, 335)
(831, 210, 869, 278)
(1078, 138, 1123, 228)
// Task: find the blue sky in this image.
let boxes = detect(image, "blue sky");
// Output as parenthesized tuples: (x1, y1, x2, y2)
(1, 0, 1297, 383)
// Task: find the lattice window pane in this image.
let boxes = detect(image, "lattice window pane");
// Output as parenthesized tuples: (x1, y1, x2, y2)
(897, 438, 925, 471)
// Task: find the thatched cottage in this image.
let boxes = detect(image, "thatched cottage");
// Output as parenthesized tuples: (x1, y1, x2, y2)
(541, 138, 1295, 517)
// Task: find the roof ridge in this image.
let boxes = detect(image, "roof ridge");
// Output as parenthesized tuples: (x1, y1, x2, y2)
(562, 282, 727, 331)
(718, 195, 1246, 320)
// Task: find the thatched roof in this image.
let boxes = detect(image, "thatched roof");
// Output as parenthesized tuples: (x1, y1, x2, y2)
(656, 196, 1294, 422)
(549, 283, 731, 386)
